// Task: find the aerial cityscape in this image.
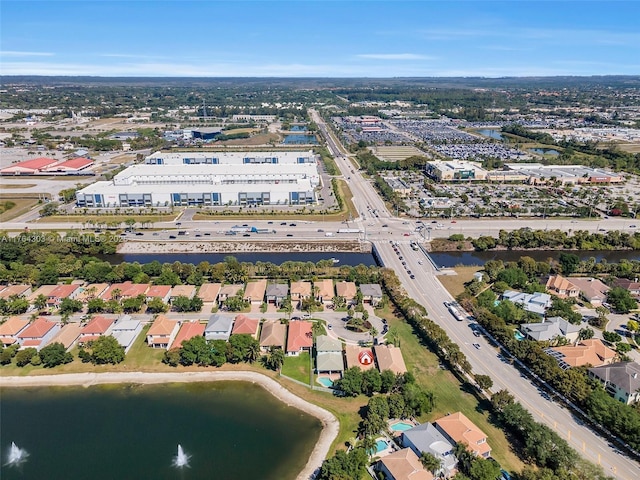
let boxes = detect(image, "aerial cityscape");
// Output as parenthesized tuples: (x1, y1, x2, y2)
(1, 1, 640, 480)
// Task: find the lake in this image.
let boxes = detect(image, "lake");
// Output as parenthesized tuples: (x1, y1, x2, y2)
(1, 382, 322, 480)
(101, 251, 377, 266)
(529, 148, 560, 156)
(282, 134, 318, 144)
(476, 129, 504, 140)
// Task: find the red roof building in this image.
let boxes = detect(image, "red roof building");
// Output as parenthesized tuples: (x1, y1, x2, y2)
(286, 320, 313, 355)
(47, 284, 82, 307)
(16, 318, 61, 350)
(170, 321, 206, 349)
(78, 315, 115, 343)
(231, 314, 260, 338)
(43, 157, 93, 173)
(1, 157, 59, 175)
(146, 315, 179, 349)
(0, 317, 30, 345)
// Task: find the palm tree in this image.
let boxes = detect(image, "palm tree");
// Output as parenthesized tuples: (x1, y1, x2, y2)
(247, 341, 260, 364)
(419, 452, 442, 475)
(33, 294, 47, 312)
(362, 436, 377, 456)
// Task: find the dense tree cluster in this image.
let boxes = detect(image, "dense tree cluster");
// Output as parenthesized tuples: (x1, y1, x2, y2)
(162, 334, 260, 367)
(79, 335, 125, 365)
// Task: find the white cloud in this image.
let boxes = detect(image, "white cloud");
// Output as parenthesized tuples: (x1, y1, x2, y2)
(0, 51, 54, 57)
(356, 53, 434, 61)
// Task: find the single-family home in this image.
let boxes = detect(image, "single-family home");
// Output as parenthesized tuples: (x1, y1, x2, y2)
(360, 284, 383, 306)
(588, 362, 640, 405)
(545, 339, 616, 370)
(502, 290, 552, 316)
(0, 284, 32, 300)
(170, 285, 197, 302)
(110, 315, 143, 353)
(76, 283, 110, 302)
(204, 314, 234, 341)
(78, 315, 116, 344)
(231, 314, 260, 338)
(0, 317, 30, 346)
(376, 448, 434, 480)
(374, 344, 408, 375)
(546, 275, 580, 299)
(197, 283, 222, 304)
(259, 320, 287, 352)
(243, 280, 267, 304)
(100, 282, 149, 301)
(146, 285, 172, 304)
(520, 316, 581, 343)
(266, 283, 289, 307)
(28, 285, 57, 303)
(47, 284, 82, 308)
(48, 323, 83, 351)
(170, 321, 206, 349)
(315, 335, 344, 374)
(290, 281, 312, 304)
(401, 422, 457, 477)
(146, 315, 180, 349)
(569, 278, 610, 307)
(314, 279, 335, 304)
(286, 320, 313, 356)
(16, 317, 61, 350)
(434, 412, 491, 458)
(344, 344, 376, 371)
(335, 281, 357, 305)
(614, 278, 640, 299)
(218, 284, 244, 303)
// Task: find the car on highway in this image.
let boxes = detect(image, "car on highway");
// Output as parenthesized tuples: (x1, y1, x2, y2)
(175, 222, 181, 226)
(382, 224, 388, 227)
(401, 261, 407, 266)
(418, 260, 423, 265)
(286, 233, 293, 237)
(431, 220, 437, 223)
(289, 223, 297, 227)
(204, 232, 211, 236)
(280, 222, 287, 226)
(328, 324, 332, 330)
(410, 274, 416, 279)
(631, 225, 637, 228)
(473, 343, 481, 349)
(451, 220, 457, 223)
(403, 233, 410, 236)
(473, 330, 481, 337)
(169, 235, 176, 239)
(243, 233, 251, 237)
(152, 232, 159, 236)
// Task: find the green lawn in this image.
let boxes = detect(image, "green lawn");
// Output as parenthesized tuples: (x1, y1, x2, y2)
(281, 352, 312, 385)
(122, 324, 165, 369)
(375, 306, 525, 473)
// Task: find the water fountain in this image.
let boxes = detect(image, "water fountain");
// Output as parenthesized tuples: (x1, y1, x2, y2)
(172, 444, 190, 468)
(5, 442, 28, 467)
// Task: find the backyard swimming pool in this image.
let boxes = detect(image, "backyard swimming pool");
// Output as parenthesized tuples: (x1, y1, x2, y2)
(375, 439, 389, 453)
(390, 421, 414, 432)
(514, 330, 525, 341)
(317, 377, 334, 387)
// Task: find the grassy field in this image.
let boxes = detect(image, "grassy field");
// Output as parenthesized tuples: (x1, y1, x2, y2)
(1, 183, 36, 189)
(375, 305, 525, 473)
(438, 266, 482, 298)
(36, 214, 176, 224)
(0, 197, 40, 222)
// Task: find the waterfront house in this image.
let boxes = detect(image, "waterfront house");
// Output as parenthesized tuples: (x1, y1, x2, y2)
(266, 283, 289, 306)
(614, 278, 640, 299)
(204, 314, 234, 341)
(16, 317, 60, 350)
(360, 284, 383, 306)
(147, 315, 180, 349)
(520, 316, 581, 343)
(546, 275, 580, 299)
(145, 285, 172, 304)
(290, 281, 312, 304)
(0, 284, 32, 300)
(314, 279, 335, 304)
(374, 344, 408, 375)
(218, 284, 244, 303)
(100, 282, 150, 301)
(335, 281, 357, 305)
(170, 285, 196, 302)
(569, 277, 610, 307)
(286, 320, 313, 356)
(28, 285, 57, 304)
(434, 412, 491, 458)
(502, 290, 552, 316)
(170, 321, 206, 349)
(376, 448, 434, 480)
(78, 315, 115, 344)
(47, 284, 82, 308)
(588, 362, 640, 405)
(48, 323, 83, 351)
(76, 283, 109, 302)
(401, 422, 457, 477)
(259, 320, 287, 352)
(344, 344, 376, 371)
(110, 315, 142, 353)
(197, 283, 222, 304)
(231, 314, 260, 339)
(243, 280, 267, 305)
(545, 339, 616, 369)
(315, 335, 344, 374)
(0, 317, 30, 346)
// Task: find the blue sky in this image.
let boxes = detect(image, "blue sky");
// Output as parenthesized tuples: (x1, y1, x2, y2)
(1, 1, 639, 77)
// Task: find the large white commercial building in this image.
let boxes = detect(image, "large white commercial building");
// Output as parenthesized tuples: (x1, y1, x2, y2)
(76, 151, 320, 208)
(425, 160, 488, 181)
